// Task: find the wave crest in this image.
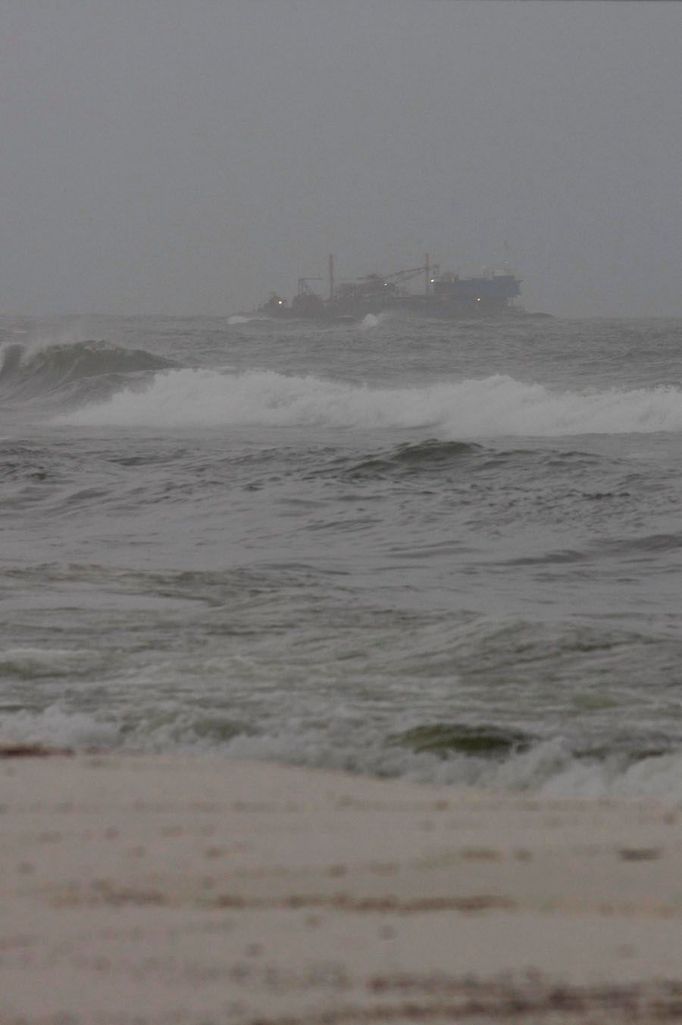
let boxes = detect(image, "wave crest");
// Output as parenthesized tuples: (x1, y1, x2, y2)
(0, 340, 176, 401)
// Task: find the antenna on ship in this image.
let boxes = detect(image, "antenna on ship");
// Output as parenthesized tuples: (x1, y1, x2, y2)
(328, 255, 335, 301)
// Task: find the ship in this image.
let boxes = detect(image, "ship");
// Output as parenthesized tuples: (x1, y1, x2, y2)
(254, 255, 523, 320)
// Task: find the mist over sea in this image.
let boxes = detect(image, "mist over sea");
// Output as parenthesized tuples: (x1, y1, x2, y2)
(2, 312, 682, 798)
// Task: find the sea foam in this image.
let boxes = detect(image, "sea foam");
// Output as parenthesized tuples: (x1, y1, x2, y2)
(57, 368, 682, 436)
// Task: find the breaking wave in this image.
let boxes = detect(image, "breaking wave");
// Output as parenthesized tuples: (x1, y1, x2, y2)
(0, 706, 119, 751)
(227, 314, 271, 325)
(58, 367, 682, 436)
(0, 340, 176, 403)
(218, 731, 682, 802)
(359, 313, 388, 330)
(3, 705, 682, 802)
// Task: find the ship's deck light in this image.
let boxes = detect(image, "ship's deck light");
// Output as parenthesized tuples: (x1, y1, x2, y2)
(476, 297, 481, 302)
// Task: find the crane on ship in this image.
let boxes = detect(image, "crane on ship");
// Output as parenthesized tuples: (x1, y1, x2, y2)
(374, 256, 440, 295)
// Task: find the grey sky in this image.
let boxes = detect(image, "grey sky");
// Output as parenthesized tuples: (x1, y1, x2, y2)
(1, 1, 681, 317)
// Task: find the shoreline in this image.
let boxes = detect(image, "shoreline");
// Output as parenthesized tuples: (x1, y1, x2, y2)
(2, 751, 681, 1024)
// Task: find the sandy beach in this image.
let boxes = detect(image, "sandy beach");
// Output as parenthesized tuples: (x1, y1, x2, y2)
(2, 753, 682, 1023)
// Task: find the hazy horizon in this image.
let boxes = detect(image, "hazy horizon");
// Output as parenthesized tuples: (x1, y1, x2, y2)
(2, 1, 681, 319)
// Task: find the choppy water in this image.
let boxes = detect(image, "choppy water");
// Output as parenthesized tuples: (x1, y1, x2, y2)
(2, 312, 682, 798)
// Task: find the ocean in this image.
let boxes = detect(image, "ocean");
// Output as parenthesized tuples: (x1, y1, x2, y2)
(2, 312, 682, 799)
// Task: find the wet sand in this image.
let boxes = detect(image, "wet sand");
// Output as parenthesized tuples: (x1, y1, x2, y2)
(1, 753, 682, 1024)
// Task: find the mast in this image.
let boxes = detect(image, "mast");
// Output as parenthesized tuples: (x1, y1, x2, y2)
(425, 253, 430, 295)
(328, 254, 335, 301)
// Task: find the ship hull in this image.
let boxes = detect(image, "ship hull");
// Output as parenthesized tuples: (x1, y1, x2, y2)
(256, 298, 526, 321)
